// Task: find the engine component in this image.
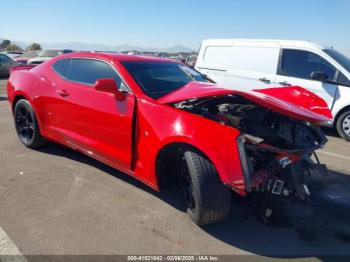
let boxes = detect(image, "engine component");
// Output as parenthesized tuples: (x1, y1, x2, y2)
(175, 95, 328, 203)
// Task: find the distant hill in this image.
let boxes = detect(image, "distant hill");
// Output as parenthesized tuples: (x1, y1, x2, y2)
(40, 42, 195, 53)
(0, 37, 195, 53)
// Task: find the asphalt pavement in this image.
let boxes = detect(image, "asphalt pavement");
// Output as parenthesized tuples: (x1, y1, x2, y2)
(1, 78, 350, 261)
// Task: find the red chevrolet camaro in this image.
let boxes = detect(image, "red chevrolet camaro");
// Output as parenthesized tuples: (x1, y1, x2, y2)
(7, 52, 331, 225)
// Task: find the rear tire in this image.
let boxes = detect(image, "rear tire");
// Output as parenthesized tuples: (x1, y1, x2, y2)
(336, 110, 350, 141)
(180, 150, 231, 225)
(14, 99, 47, 149)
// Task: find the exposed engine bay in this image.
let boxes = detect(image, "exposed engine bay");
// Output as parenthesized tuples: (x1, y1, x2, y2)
(175, 94, 328, 221)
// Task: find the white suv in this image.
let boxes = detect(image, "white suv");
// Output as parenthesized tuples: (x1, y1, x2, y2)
(195, 39, 350, 140)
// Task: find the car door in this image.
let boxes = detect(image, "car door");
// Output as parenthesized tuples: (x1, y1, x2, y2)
(0, 54, 12, 76)
(51, 58, 135, 171)
(275, 49, 338, 110)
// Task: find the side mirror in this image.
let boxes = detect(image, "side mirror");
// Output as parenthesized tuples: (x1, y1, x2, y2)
(94, 78, 126, 101)
(311, 71, 328, 82)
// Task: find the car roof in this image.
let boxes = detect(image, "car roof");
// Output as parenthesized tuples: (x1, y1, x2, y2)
(201, 39, 327, 50)
(59, 51, 177, 63)
(0, 52, 13, 59)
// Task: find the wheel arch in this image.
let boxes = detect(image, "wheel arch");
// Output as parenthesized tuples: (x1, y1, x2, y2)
(12, 94, 45, 137)
(12, 95, 27, 112)
(155, 142, 214, 190)
(334, 105, 350, 128)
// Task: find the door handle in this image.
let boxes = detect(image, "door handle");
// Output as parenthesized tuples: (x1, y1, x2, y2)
(57, 89, 69, 97)
(279, 81, 291, 87)
(259, 77, 271, 84)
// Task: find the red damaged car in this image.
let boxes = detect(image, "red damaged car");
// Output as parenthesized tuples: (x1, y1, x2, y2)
(7, 52, 331, 225)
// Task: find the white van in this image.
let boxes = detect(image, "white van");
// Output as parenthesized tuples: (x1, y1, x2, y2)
(195, 39, 350, 140)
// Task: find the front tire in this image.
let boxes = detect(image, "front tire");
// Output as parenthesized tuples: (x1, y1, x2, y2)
(14, 99, 47, 148)
(336, 110, 350, 141)
(180, 150, 231, 225)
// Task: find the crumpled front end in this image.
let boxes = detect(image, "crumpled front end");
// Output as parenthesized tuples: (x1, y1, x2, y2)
(174, 92, 329, 203)
(237, 123, 327, 201)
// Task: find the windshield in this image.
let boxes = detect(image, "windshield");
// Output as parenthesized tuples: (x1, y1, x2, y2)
(39, 50, 62, 57)
(122, 61, 206, 99)
(324, 48, 350, 72)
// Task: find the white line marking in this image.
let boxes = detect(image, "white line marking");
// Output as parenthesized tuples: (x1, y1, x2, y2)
(0, 226, 27, 261)
(318, 150, 350, 161)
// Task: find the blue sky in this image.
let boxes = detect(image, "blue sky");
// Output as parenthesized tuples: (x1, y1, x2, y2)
(1, 0, 349, 55)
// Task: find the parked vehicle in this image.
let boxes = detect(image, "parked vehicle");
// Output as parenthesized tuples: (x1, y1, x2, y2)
(8, 52, 330, 225)
(27, 49, 73, 65)
(0, 53, 17, 77)
(196, 39, 350, 140)
(15, 51, 39, 65)
(185, 55, 197, 68)
(0, 51, 23, 60)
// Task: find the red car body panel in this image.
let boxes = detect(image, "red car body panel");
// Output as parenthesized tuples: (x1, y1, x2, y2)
(10, 64, 37, 74)
(14, 57, 29, 64)
(6, 52, 330, 195)
(158, 82, 332, 123)
(253, 86, 333, 119)
(132, 99, 244, 191)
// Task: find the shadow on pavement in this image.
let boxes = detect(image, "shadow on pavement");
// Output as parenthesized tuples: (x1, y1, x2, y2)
(202, 170, 350, 259)
(36, 142, 350, 259)
(322, 127, 340, 139)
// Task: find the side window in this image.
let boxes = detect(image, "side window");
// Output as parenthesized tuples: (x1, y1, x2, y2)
(338, 72, 350, 86)
(0, 55, 11, 63)
(53, 58, 128, 90)
(52, 59, 70, 79)
(68, 59, 121, 86)
(279, 49, 337, 81)
(321, 59, 337, 81)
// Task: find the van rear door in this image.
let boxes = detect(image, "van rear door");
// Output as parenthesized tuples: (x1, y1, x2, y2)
(226, 41, 281, 91)
(195, 44, 230, 85)
(196, 41, 281, 91)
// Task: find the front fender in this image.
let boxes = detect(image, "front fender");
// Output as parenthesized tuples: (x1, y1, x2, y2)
(133, 100, 245, 194)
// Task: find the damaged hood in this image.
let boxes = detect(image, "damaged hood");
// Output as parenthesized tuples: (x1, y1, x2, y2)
(157, 82, 332, 123)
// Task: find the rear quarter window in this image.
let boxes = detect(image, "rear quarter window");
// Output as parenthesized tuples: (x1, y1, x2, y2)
(52, 59, 70, 79)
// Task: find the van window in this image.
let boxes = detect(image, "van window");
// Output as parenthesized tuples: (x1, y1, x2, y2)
(338, 72, 350, 86)
(324, 48, 350, 72)
(279, 49, 337, 81)
(203, 46, 279, 74)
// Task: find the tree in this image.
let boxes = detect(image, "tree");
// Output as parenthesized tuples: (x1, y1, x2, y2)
(27, 42, 42, 51)
(5, 44, 23, 51)
(0, 40, 11, 50)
